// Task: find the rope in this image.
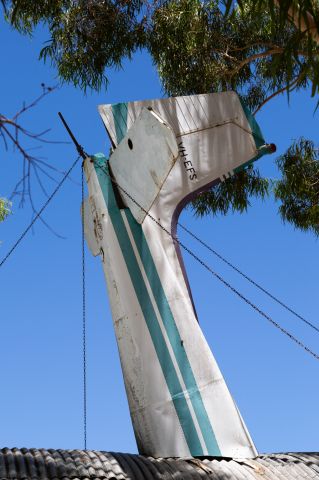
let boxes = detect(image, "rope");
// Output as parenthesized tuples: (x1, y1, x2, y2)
(81, 165, 87, 450)
(178, 223, 319, 334)
(0, 155, 81, 268)
(94, 161, 319, 362)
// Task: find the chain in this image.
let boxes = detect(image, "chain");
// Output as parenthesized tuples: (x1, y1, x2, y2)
(0, 154, 89, 444)
(0, 156, 81, 268)
(178, 223, 319, 334)
(95, 161, 319, 362)
(81, 165, 87, 450)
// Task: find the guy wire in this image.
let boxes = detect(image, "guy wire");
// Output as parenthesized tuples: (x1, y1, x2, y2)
(94, 161, 319, 363)
(178, 223, 319, 334)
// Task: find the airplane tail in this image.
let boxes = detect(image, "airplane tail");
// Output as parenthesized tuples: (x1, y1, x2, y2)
(83, 92, 274, 458)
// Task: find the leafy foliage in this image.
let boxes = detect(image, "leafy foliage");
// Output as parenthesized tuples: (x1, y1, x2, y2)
(5, 0, 318, 106)
(192, 165, 269, 216)
(225, 0, 319, 41)
(5, 0, 146, 90)
(2, 0, 319, 234)
(275, 138, 319, 235)
(0, 198, 11, 223)
(149, 0, 318, 227)
(150, 0, 317, 111)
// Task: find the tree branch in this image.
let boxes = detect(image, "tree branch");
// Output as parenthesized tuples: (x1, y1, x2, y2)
(228, 46, 309, 78)
(253, 76, 300, 115)
(275, 0, 319, 44)
(0, 85, 70, 235)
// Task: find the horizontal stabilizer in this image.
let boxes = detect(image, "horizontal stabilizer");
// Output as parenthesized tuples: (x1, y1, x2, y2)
(109, 107, 179, 224)
(99, 92, 264, 152)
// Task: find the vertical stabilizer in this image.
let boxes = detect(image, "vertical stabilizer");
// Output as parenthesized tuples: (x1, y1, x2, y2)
(84, 92, 274, 458)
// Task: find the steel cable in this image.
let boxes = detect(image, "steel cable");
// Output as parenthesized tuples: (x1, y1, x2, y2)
(95, 161, 319, 362)
(1, 152, 317, 367)
(178, 223, 319, 334)
(0, 154, 88, 446)
(0, 155, 81, 268)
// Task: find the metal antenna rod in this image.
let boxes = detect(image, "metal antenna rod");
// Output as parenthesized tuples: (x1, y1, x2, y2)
(58, 112, 88, 159)
(58, 111, 88, 450)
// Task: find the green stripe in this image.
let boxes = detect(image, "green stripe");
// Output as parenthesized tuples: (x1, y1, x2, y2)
(111, 102, 220, 455)
(125, 212, 221, 456)
(235, 100, 269, 173)
(239, 100, 264, 149)
(93, 153, 204, 456)
(112, 103, 128, 144)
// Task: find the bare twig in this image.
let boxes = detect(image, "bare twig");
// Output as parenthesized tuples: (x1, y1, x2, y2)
(0, 84, 70, 236)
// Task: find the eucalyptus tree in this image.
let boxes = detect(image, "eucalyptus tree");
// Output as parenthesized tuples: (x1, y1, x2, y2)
(2, 0, 318, 235)
(149, 0, 319, 235)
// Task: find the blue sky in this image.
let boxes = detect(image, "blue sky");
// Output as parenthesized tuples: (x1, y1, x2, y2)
(0, 16, 318, 455)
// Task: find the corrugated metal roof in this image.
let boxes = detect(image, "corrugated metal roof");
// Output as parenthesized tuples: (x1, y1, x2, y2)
(0, 448, 318, 479)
